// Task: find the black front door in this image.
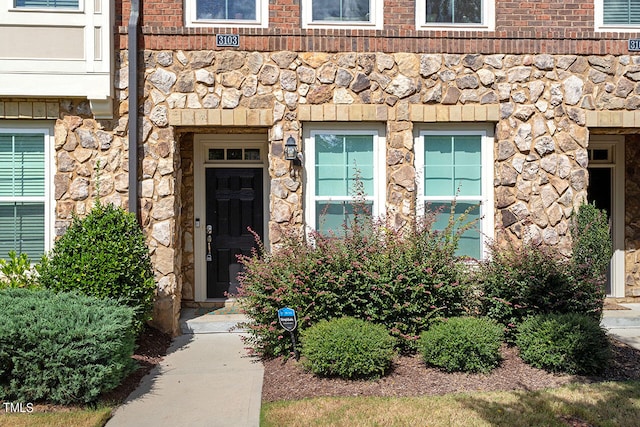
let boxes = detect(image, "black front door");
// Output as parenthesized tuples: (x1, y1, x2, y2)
(205, 168, 263, 298)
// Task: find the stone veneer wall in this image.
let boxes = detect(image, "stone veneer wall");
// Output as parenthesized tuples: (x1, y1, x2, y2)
(626, 135, 640, 296)
(34, 51, 640, 335)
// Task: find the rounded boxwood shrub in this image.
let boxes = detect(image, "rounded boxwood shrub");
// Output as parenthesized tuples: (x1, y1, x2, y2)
(418, 316, 504, 373)
(516, 313, 611, 375)
(38, 202, 156, 331)
(300, 317, 396, 379)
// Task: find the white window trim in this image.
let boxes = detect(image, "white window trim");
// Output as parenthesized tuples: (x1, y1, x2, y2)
(304, 124, 386, 233)
(9, 0, 84, 12)
(415, 0, 495, 31)
(0, 123, 54, 258)
(414, 125, 494, 259)
(184, 0, 268, 28)
(302, 0, 383, 30)
(594, 0, 640, 32)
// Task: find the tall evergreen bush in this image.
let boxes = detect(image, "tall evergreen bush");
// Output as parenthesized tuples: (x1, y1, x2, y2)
(569, 202, 612, 320)
(479, 202, 612, 337)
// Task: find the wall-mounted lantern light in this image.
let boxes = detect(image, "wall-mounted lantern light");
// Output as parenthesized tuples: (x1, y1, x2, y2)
(285, 135, 299, 161)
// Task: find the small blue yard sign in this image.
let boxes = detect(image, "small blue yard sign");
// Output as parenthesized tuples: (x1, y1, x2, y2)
(277, 307, 297, 332)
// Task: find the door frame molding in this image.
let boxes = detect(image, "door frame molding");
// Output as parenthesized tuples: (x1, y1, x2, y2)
(193, 134, 269, 302)
(588, 135, 625, 298)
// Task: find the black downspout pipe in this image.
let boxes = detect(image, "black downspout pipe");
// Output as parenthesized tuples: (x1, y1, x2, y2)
(128, 0, 140, 219)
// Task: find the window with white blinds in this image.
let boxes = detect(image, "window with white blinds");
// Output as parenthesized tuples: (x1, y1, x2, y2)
(304, 125, 385, 236)
(0, 132, 48, 260)
(603, 0, 640, 25)
(414, 127, 494, 260)
(14, 0, 79, 8)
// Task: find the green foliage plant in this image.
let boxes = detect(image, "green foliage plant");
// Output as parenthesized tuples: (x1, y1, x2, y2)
(569, 202, 612, 321)
(38, 201, 156, 331)
(237, 201, 476, 357)
(516, 313, 611, 375)
(300, 317, 396, 379)
(418, 316, 504, 373)
(478, 202, 612, 339)
(0, 288, 136, 404)
(0, 250, 40, 289)
(477, 238, 572, 339)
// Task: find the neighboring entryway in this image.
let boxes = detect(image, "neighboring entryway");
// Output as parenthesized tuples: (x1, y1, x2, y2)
(586, 135, 625, 297)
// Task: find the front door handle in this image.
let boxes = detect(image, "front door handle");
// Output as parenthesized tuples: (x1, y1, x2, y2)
(206, 225, 213, 262)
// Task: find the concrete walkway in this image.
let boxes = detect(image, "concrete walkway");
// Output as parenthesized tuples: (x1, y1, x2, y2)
(602, 303, 640, 351)
(106, 310, 263, 427)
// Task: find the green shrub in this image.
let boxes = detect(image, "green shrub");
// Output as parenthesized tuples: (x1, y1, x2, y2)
(38, 202, 155, 331)
(477, 240, 572, 339)
(0, 250, 40, 289)
(569, 202, 612, 321)
(478, 203, 612, 339)
(300, 317, 396, 379)
(418, 316, 504, 373)
(516, 313, 611, 375)
(238, 207, 474, 357)
(0, 288, 137, 404)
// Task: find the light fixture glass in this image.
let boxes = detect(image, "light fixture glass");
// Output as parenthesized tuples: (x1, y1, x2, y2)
(285, 135, 298, 160)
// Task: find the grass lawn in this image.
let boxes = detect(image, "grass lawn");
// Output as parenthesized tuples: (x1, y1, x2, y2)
(262, 380, 640, 427)
(0, 406, 112, 427)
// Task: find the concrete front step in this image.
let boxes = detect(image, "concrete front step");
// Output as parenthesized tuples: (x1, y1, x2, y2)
(180, 308, 250, 334)
(602, 303, 640, 328)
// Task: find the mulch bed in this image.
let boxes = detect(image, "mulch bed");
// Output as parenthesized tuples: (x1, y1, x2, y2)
(261, 337, 640, 402)
(16, 325, 640, 415)
(99, 325, 173, 405)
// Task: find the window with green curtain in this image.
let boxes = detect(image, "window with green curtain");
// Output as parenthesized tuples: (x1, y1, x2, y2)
(314, 133, 374, 235)
(604, 0, 640, 25)
(0, 133, 46, 260)
(423, 134, 482, 258)
(14, 0, 79, 8)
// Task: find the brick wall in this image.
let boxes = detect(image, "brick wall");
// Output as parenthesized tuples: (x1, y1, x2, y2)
(116, 0, 639, 54)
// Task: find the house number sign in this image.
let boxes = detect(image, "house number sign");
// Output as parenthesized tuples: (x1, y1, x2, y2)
(629, 39, 640, 52)
(216, 34, 240, 47)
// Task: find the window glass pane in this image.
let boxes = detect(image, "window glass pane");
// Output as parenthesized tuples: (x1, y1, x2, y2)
(0, 133, 45, 198)
(208, 149, 224, 160)
(424, 135, 453, 196)
(426, 0, 482, 24)
(316, 201, 373, 235)
(428, 201, 481, 258)
(604, 0, 640, 25)
(15, 0, 78, 8)
(424, 134, 481, 197)
(0, 202, 45, 260)
(312, 0, 371, 22)
(244, 149, 261, 160)
(315, 134, 373, 197)
(196, 0, 257, 20)
(227, 149, 242, 160)
(453, 135, 481, 196)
